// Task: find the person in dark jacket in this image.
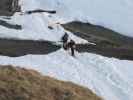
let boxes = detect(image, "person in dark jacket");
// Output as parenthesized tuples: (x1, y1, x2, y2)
(68, 39, 76, 56)
(61, 33, 69, 50)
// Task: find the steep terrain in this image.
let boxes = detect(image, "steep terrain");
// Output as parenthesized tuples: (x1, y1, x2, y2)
(0, 0, 133, 100)
(0, 38, 133, 60)
(0, 65, 102, 100)
(0, 0, 133, 59)
(63, 21, 133, 60)
(0, 49, 133, 100)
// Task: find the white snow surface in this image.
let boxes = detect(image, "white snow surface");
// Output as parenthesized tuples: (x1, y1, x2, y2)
(0, 49, 133, 100)
(0, 0, 133, 40)
(0, 0, 88, 43)
(0, 0, 133, 100)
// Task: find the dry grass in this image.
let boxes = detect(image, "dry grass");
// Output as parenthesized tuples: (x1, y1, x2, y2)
(0, 65, 102, 100)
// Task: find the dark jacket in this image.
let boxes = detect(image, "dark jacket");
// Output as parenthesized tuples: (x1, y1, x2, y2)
(68, 40, 76, 49)
(68, 40, 76, 56)
(61, 33, 69, 43)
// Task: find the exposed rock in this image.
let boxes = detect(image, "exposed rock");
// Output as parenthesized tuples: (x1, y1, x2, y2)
(0, 38, 60, 57)
(62, 21, 133, 60)
(0, 0, 20, 16)
(0, 20, 22, 30)
(62, 21, 133, 47)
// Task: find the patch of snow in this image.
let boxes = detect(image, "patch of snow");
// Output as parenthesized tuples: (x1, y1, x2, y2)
(0, 12, 87, 43)
(0, 0, 87, 43)
(0, 49, 133, 100)
(20, 0, 133, 37)
(1, 0, 133, 41)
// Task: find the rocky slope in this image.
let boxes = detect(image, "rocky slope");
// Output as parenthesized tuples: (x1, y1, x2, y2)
(63, 21, 133, 60)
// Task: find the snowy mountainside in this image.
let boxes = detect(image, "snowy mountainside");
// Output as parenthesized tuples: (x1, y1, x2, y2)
(0, 49, 133, 100)
(0, 0, 87, 43)
(19, 0, 133, 36)
(0, 0, 133, 100)
(0, 0, 133, 40)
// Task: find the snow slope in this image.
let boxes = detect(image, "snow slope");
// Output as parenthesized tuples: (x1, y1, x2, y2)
(0, 0, 87, 43)
(0, 49, 133, 100)
(0, 13, 87, 43)
(0, 0, 133, 40)
(0, 0, 133, 100)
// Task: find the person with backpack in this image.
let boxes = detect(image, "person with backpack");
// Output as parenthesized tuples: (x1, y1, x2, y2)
(61, 32, 69, 50)
(67, 39, 76, 56)
(61, 33, 76, 56)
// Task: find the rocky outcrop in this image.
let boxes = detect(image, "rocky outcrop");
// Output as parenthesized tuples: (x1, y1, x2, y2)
(0, 38, 60, 57)
(0, 0, 20, 16)
(0, 20, 22, 29)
